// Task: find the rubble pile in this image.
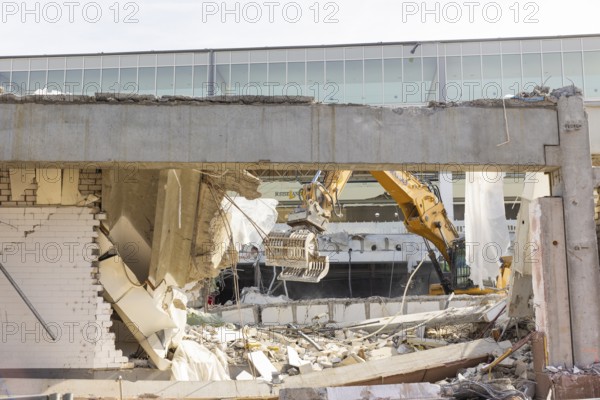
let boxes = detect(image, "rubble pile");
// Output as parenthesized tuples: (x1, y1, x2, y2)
(166, 297, 537, 391)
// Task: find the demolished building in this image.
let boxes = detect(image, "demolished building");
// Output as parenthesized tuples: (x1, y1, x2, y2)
(1, 36, 600, 399)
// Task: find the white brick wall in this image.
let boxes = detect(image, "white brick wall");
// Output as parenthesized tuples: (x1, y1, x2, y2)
(0, 207, 127, 369)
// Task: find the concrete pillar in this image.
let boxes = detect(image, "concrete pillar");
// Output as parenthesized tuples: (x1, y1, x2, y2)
(552, 94, 600, 366)
(438, 172, 454, 222)
(529, 198, 573, 367)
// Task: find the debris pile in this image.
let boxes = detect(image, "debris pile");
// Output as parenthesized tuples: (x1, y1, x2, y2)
(152, 294, 540, 399)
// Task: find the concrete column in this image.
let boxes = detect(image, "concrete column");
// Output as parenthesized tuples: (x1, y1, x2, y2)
(529, 198, 573, 367)
(438, 172, 454, 222)
(553, 94, 600, 366)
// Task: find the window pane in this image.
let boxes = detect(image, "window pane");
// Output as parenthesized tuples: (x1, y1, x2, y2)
(248, 63, 267, 95)
(101, 68, 118, 93)
(138, 67, 156, 95)
(268, 63, 285, 96)
(482, 55, 501, 99)
(502, 54, 521, 96)
(0, 71, 10, 92)
(175, 66, 193, 96)
(156, 66, 174, 96)
(287, 62, 305, 98)
(83, 69, 101, 95)
(65, 69, 82, 94)
(193, 65, 208, 97)
(215, 64, 229, 95)
(543, 53, 563, 90)
(462, 56, 481, 100)
(364, 59, 382, 104)
(307, 61, 324, 101)
(326, 61, 343, 103)
(11, 71, 28, 95)
(403, 58, 421, 103)
(120, 68, 137, 94)
(423, 57, 438, 102)
(522, 53, 541, 91)
(230, 64, 248, 95)
(345, 60, 363, 103)
(47, 70, 64, 92)
(445, 56, 461, 101)
(384, 59, 402, 105)
(563, 52, 583, 90)
(584, 51, 600, 97)
(29, 71, 46, 93)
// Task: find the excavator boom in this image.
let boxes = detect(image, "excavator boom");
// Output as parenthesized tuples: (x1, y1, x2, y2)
(265, 170, 510, 293)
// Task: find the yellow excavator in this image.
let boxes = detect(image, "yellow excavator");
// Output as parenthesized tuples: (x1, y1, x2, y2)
(265, 170, 511, 295)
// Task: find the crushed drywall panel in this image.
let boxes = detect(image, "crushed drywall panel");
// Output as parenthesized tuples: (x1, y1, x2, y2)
(61, 168, 80, 205)
(35, 168, 62, 204)
(8, 168, 35, 200)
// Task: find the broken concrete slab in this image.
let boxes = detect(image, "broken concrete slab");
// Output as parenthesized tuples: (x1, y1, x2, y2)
(149, 168, 261, 286)
(279, 383, 442, 400)
(344, 304, 495, 333)
(282, 339, 511, 388)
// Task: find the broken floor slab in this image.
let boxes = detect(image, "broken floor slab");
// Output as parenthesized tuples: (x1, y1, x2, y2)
(279, 383, 443, 400)
(0, 339, 509, 399)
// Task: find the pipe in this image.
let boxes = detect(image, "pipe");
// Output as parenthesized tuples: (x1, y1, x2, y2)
(0, 262, 57, 341)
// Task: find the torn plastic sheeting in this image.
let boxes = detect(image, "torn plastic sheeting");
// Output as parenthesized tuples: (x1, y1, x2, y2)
(465, 172, 511, 289)
(221, 197, 278, 247)
(171, 340, 231, 381)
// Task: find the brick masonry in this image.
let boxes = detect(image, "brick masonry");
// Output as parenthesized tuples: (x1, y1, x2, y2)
(0, 168, 102, 206)
(0, 172, 127, 369)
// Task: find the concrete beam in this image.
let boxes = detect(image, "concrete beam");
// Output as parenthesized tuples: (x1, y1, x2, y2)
(0, 99, 559, 169)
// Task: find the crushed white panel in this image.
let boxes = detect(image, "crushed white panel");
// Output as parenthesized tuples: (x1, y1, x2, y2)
(171, 340, 231, 381)
(465, 172, 511, 289)
(241, 286, 290, 305)
(248, 350, 278, 382)
(8, 168, 35, 200)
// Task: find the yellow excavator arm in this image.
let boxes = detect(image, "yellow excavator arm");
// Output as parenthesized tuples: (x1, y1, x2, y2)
(265, 170, 510, 293)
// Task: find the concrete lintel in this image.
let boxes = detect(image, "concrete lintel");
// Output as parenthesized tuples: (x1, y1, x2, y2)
(0, 102, 559, 167)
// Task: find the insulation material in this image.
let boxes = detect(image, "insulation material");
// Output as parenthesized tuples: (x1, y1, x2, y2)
(61, 168, 81, 205)
(465, 172, 510, 289)
(221, 197, 279, 247)
(36, 168, 62, 204)
(171, 340, 231, 381)
(8, 168, 35, 200)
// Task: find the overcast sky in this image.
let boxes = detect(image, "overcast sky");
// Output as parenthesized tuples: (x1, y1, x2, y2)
(0, 0, 596, 56)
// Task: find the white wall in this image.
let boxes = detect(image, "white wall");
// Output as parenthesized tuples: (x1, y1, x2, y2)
(0, 207, 127, 369)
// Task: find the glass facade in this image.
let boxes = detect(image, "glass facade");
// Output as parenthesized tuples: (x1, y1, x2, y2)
(1, 35, 600, 105)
